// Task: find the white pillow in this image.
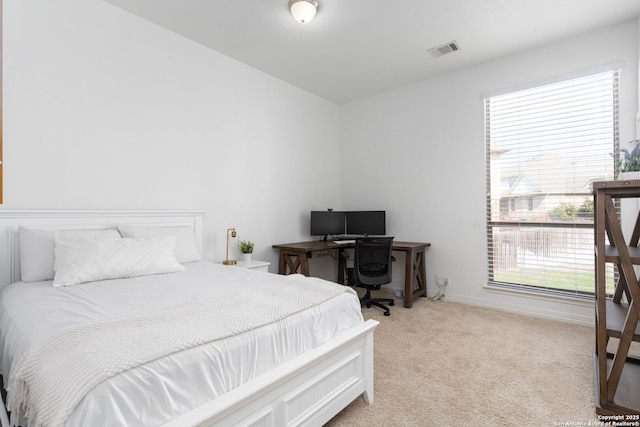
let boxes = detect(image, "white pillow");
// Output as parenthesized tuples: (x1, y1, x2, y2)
(19, 227, 122, 283)
(53, 235, 185, 287)
(117, 225, 201, 263)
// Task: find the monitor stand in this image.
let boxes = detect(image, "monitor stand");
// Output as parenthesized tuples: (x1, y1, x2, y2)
(320, 235, 344, 242)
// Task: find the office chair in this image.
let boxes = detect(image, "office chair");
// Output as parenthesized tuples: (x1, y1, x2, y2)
(347, 237, 395, 316)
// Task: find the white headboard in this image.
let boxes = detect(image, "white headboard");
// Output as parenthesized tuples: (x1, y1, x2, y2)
(0, 210, 204, 290)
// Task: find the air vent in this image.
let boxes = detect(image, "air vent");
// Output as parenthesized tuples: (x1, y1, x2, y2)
(428, 41, 460, 58)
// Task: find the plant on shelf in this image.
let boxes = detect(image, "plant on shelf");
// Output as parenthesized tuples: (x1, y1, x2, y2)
(239, 240, 254, 254)
(619, 139, 640, 172)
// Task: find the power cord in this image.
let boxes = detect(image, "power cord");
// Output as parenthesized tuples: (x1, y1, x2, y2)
(427, 283, 447, 303)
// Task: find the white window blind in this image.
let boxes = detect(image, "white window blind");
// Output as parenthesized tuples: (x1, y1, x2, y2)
(485, 69, 619, 296)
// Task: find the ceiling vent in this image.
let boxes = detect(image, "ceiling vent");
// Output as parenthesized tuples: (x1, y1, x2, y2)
(428, 41, 460, 58)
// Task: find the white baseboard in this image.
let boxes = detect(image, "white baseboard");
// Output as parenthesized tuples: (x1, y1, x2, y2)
(443, 292, 594, 327)
(382, 283, 403, 293)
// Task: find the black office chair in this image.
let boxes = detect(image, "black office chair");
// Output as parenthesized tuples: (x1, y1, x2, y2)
(347, 237, 395, 316)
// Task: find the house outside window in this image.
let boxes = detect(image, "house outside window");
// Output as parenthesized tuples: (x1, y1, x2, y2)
(485, 69, 619, 296)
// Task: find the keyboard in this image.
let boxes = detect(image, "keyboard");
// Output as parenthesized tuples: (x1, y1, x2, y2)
(333, 239, 355, 245)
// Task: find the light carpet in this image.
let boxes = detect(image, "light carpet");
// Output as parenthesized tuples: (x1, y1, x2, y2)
(325, 297, 598, 426)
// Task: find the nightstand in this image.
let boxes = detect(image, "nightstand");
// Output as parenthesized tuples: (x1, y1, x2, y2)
(234, 259, 271, 272)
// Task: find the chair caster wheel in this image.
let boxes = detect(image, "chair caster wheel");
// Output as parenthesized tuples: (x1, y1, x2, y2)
(389, 301, 395, 306)
(384, 312, 390, 316)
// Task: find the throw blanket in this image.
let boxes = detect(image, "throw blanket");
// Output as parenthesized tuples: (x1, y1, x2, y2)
(8, 274, 351, 427)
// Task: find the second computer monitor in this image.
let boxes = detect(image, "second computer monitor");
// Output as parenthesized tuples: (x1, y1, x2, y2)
(346, 211, 386, 236)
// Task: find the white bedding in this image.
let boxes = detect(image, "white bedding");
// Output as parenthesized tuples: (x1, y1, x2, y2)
(0, 261, 364, 426)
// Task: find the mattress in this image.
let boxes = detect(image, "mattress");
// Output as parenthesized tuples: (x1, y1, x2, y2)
(0, 261, 364, 426)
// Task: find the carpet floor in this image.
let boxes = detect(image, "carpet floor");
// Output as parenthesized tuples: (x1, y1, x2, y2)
(325, 296, 600, 427)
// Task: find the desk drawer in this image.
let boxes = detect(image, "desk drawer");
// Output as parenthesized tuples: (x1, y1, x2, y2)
(310, 248, 335, 258)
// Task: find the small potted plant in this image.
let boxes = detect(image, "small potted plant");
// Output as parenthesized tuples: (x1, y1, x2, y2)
(239, 240, 254, 262)
(618, 139, 640, 180)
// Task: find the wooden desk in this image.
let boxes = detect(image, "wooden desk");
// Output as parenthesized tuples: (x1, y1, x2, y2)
(272, 240, 430, 308)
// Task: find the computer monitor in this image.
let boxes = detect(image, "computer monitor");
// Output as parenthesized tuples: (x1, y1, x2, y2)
(310, 211, 346, 239)
(345, 211, 386, 236)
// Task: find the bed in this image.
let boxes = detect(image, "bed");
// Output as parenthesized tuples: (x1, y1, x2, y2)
(0, 210, 378, 427)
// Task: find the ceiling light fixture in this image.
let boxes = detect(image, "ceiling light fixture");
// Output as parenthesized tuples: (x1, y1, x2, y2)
(289, 0, 318, 24)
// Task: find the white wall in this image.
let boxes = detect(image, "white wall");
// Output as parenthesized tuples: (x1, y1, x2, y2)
(340, 20, 640, 325)
(3, 2, 639, 322)
(1, 0, 342, 270)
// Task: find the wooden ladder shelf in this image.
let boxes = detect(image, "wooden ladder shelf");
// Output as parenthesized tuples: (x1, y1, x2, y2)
(593, 180, 640, 415)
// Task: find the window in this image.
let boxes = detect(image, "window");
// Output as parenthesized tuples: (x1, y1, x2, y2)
(0, 0, 3, 205)
(485, 69, 619, 296)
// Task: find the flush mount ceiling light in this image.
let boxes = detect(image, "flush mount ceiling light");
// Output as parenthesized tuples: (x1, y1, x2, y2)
(289, 0, 318, 24)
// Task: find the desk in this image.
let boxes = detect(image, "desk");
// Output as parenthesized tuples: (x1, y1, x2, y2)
(272, 240, 430, 308)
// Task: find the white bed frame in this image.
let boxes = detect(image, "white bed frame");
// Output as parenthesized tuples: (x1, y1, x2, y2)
(0, 210, 378, 427)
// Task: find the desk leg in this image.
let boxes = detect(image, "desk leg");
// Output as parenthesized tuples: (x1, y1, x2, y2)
(338, 248, 346, 285)
(403, 247, 427, 308)
(278, 251, 310, 276)
(299, 253, 310, 276)
(278, 251, 288, 274)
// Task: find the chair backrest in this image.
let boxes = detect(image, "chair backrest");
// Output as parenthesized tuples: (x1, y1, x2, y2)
(354, 237, 394, 287)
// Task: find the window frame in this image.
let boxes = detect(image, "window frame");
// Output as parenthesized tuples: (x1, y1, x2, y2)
(484, 68, 620, 298)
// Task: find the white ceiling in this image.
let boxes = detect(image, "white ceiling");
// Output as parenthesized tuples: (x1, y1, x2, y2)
(105, 0, 640, 105)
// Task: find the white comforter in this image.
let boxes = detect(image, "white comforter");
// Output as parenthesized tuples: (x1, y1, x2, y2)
(0, 261, 364, 426)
